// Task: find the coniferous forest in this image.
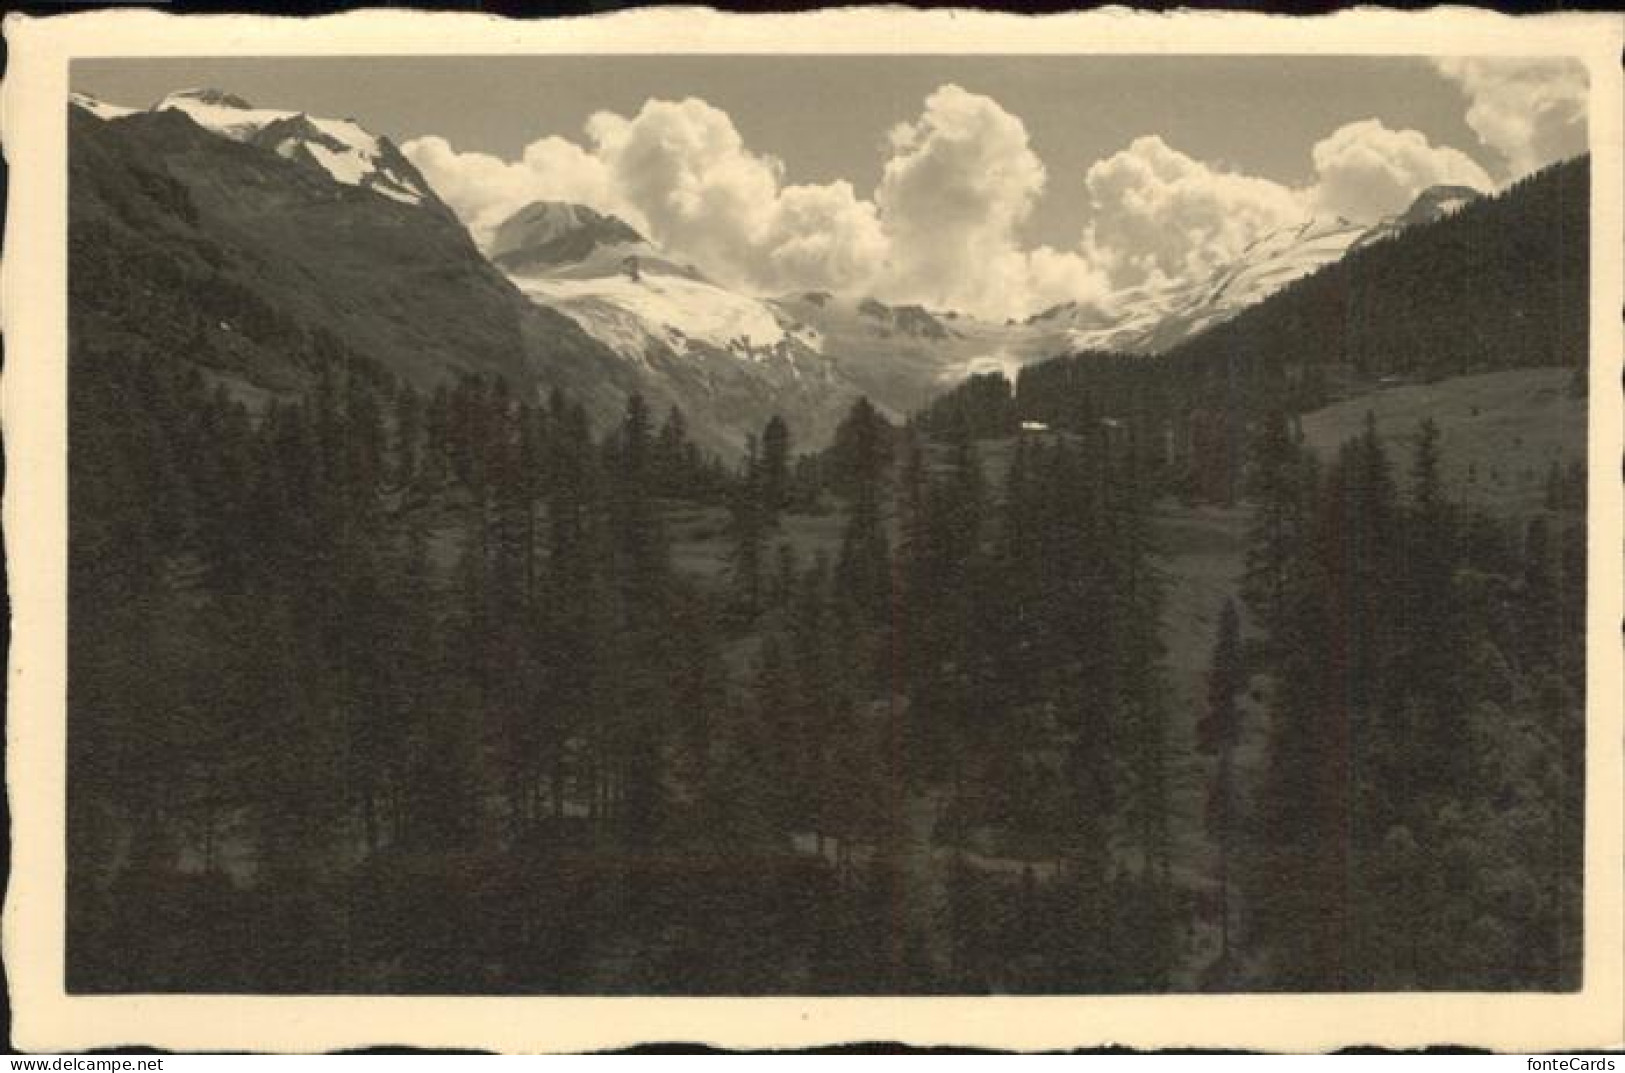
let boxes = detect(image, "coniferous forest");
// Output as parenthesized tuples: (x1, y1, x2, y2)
(68, 139, 1588, 994)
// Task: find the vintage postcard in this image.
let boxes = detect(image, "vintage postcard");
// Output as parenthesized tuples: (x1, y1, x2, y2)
(3, 6, 1622, 1053)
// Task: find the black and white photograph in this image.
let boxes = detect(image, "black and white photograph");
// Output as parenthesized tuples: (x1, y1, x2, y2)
(5, 7, 1622, 1053)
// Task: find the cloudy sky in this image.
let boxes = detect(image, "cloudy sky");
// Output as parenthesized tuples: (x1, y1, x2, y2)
(76, 55, 1589, 319)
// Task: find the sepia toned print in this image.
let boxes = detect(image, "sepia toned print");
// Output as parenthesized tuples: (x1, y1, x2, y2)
(6, 8, 1623, 1053)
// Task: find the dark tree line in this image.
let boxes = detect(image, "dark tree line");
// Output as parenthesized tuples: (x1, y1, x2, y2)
(915, 163, 1590, 988)
(914, 417, 1180, 991)
(69, 331, 794, 992)
(70, 312, 1181, 994)
(1236, 412, 1584, 990)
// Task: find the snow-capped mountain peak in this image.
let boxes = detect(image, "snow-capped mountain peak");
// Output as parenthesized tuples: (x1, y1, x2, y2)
(512, 271, 818, 362)
(1400, 183, 1481, 224)
(491, 200, 807, 359)
(1025, 198, 1478, 358)
(69, 92, 138, 121)
(1014, 215, 1371, 357)
(485, 199, 854, 452)
(76, 88, 439, 207)
(1358, 183, 1483, 249)
(252, 113, 432, 206)
(163, 87, 253, 110)
(154, 87, 301, 142)
(490, 201, 645, 263)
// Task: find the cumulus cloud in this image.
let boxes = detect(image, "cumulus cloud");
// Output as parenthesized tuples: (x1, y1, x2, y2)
(758, 181, 888, 293)
(406, 80, 1514, 320)
(871, 85, 1050, 312)
(581, 99, 782, 286)
(406, 98, 885, 296)
(1017, 246, 1115, 318)
(403, 134, 634, 245)
(407, 85, 1111, 319)
(1071, 121, 1492, 291)
(1433, 57, 1589, 180)
(1077, 135, 1305, 289)
(1308, 119, 1493, 221)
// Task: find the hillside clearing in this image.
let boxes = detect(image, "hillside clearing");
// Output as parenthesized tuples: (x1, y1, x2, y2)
(1301, 367, 1584, 514)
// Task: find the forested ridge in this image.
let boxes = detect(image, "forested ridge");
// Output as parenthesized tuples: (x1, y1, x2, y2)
(921, 156, 1590, 451)
(69, 153, 1587, 995)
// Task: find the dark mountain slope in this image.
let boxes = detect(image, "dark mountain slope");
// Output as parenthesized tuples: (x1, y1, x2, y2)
(69, 105, 627, 411)
(1163, 156, 1589, 386)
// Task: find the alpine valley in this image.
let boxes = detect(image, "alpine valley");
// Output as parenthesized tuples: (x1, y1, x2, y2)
(67, 76, 1591, 1000)
(71, 89, 1514, 455)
